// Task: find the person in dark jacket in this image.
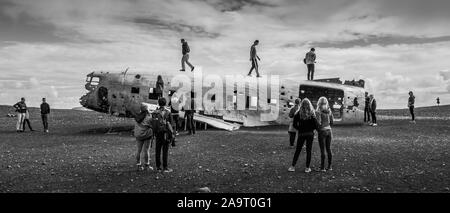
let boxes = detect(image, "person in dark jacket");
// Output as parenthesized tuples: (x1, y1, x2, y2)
(154, 97, 175, 173)
(40, 98, 50, 133)
(316, 97, 334, 172)
(248, 40, 261, 77)
(304, 48, 316, 80)
(288, 98, 319, 173)
(155, 75, 164, 99)
(180, 39, 195, 72)
(369, 94, 377, 126)
(364, 92, 371, 123)
(288, 98, 301, 147)
(13, 97, 27, 132)
(408, 91, 416, 124)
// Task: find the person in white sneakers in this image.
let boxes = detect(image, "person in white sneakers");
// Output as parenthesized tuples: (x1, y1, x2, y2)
(288, 98, 319, 173)
(133, 104, 154, 171)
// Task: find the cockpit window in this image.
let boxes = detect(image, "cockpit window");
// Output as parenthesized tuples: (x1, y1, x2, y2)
(87, 77, 100, 86)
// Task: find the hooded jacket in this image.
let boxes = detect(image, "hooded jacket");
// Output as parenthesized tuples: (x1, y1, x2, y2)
(316, 107, 333, 131)
(134, 112, 153, 140)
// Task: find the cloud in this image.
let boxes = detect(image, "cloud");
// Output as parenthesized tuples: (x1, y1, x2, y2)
(440, 70, 450, 81)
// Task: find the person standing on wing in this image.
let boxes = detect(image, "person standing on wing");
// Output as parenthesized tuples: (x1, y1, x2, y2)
(180, 39, 195, 72)
(304, 48, 316, 80)
(248, 40, 261, 78)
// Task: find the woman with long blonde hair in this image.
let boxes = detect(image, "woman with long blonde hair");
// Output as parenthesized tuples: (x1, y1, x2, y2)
(288, 98, 319, 173)
(316, 97, 334, 172)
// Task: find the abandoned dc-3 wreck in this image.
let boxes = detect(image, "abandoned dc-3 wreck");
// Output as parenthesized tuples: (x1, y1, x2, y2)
(80, 70, 367, 131)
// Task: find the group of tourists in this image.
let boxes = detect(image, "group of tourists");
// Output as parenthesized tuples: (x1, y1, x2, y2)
(133, 96, 197, 173)
(287, 97, 334, 173)
(364, 92, 378, 126)
(12, 97, 51, 133)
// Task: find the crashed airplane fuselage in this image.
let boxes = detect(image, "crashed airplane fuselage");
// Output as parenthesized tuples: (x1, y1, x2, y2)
(80, 71, 366, 130)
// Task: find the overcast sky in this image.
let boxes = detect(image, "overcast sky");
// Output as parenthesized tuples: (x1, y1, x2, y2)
(1, 0, 449, 109)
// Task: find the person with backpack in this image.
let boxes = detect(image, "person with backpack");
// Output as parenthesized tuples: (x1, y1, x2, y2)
(133, 104, 154, 171)
(288, 98, 301, 147)
(408, 91, 416, 124)
(180, 39, 195, 72)
(316, 97, 334, 172)
(152, 97, 175, 173)
(304, 48, 316, 80)
(13, 97, 27, 132)
(288, 98, 319, 173)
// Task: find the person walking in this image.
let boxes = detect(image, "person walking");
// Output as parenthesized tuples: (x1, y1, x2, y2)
(13, 97, 27, 132)
(364, 92, 371, 123)
(408, 91, 416, 124)
(40, 98, 50, 133)
(180, 39, 195, 72)
(288, 98, 319, 173)
(153, 97, 175, 173)
(288, 98, 301, 147)
(247, 40, 261, 77)
(369, 94, 378, 126)
(304, 48, 316, 80)
(133, 104, 154, 171)
(316, 97, 334, 172)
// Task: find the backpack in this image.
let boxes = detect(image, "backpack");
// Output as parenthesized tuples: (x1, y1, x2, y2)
(151, 109, 168, 134)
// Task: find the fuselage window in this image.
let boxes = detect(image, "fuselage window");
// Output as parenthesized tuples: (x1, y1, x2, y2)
(148, 87, 159, 100)
(131, 87, 140, 94)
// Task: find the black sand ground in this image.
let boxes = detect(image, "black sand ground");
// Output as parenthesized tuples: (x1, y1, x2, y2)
(0, 105, 449, 193)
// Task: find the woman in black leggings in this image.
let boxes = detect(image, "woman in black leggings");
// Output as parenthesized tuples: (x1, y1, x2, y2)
(288, 98, 319, 173)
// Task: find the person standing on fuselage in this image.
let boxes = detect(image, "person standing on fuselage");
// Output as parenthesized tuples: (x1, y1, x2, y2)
(304, 48, 316, 80)
(180, 39, 195, 72)
(248, 40, 261, 78)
